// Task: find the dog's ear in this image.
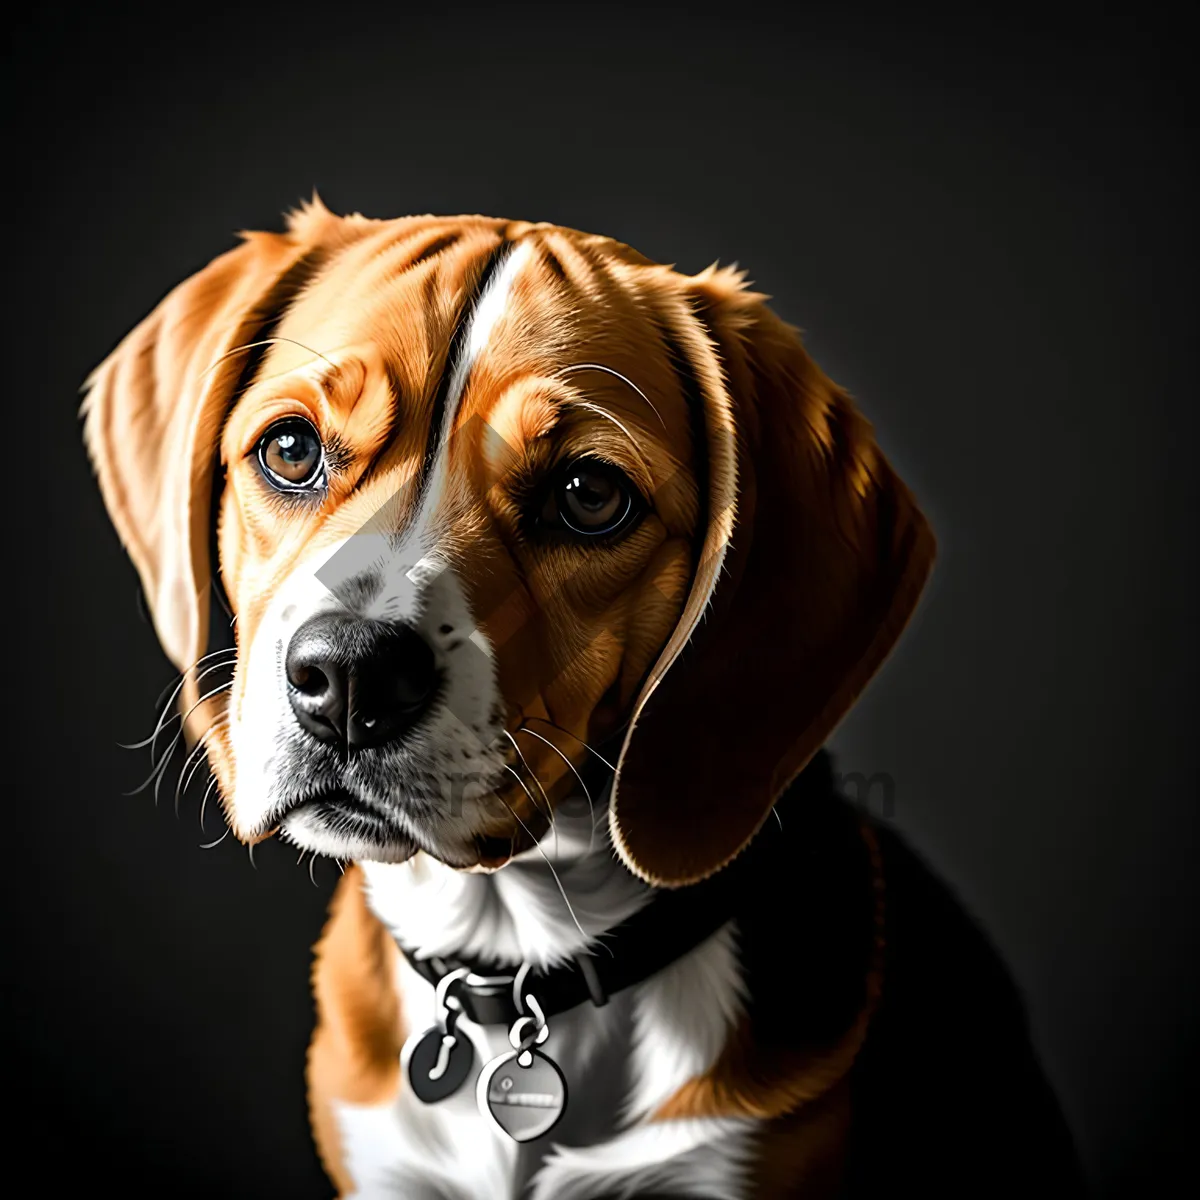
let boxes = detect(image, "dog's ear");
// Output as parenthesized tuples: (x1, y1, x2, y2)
(609, 269, 937, 886)
(81, 215, 331, 674)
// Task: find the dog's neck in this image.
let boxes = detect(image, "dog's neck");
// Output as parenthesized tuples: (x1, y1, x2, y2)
(359, 789, 652, 971)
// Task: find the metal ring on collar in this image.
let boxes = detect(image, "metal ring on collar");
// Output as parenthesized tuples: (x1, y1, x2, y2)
(465, 972, 515, 989)
(512, 962, 535, 1016)
(508, 1015, 550, 1052)
(525, 993, 547, 1028)
(434, 966, 471, 1014)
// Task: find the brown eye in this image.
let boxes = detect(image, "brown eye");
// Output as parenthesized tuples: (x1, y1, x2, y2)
(543, 459, 640, 537)
(257, 418, 325, 490)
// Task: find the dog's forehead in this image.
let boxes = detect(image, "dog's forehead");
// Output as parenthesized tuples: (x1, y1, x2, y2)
(273, 221, 663, 365)
(243, 218, 692, 475)
(262, 218, 508, 386)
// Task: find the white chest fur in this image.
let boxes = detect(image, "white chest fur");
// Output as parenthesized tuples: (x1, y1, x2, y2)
(336, 801, 756, 1199)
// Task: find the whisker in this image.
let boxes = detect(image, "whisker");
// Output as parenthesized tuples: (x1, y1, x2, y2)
(174, 716, 228, 817)
(556, 362, 666, 429)
(200, 336, 336, 381)
(772, 805, 783, 830)
(199, 774, 220, 831)
(521, 716, 617, 773)
(134, 658, 235, 771)
(309, 855, 318, 887)
(125, 681, 232, 802)
(561, 400, 654, 478)
(200, 829, 229, 850)
(174, 742, 207, 818)
(153, 681, 232, 781)
(152, 647, 237, 710)
(495, 794, 612, 958)
(248, 842, 257, 870)
(119, 651, 235, 750)
(515, 725, 596, 856)
(502, 731, 557, 855)
(501, 764, 556, 851)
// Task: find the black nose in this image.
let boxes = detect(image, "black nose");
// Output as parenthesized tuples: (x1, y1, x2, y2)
(285, 612, 439, 750)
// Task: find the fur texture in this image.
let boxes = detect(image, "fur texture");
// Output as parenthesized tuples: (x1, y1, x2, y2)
(79, 205, 1088, 1198)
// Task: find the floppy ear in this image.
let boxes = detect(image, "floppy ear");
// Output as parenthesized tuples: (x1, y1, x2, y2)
(81, 221, 326, 675)
(610, 270, 936, 886)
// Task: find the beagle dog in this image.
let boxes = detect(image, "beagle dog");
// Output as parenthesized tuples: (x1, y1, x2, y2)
(83, 203, 1084, 1198)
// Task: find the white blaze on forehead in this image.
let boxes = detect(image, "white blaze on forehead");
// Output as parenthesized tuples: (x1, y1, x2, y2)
(227, 244, 532, 845)
(415, 239, 533, 536)
(449, 238, 534, 411)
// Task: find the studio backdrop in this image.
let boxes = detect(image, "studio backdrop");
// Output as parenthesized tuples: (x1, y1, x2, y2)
(6, 5, 1194, 1196)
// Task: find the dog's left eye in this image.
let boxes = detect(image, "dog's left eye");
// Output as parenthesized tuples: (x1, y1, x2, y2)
(541, 459, 642, 537)
(257, 418, 326, 491)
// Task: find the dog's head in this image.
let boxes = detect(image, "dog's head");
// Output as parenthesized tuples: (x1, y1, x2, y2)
(83, 202, 934, 886)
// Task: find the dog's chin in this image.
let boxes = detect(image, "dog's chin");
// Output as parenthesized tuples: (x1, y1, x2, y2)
(273, 789, 414, 863)
(275, 788, 517, 871)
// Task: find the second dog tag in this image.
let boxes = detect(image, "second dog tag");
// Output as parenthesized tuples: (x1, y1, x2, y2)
(477, 1048, 567, 1142)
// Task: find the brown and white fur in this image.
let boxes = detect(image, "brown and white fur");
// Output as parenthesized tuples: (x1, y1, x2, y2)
(82, 203, 1082, 1197)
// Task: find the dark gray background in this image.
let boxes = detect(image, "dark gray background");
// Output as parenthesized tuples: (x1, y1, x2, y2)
(6, 4, 1194, 1195)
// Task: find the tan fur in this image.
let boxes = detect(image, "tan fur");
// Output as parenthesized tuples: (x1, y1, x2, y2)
(83, 201, 935, 1194)
(208, 214, 702, 849)
(611, 282, 935, 886)
(307, 866, 405, 1194)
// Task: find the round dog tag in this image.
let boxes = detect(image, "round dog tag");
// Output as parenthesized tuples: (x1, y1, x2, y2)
(406, 1026, 476, 1103)
(477, 1048, 567, 1142)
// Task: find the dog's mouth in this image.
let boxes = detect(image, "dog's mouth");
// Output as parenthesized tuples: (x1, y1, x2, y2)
(289, 786, 389, 827)
(277, 786, 418, 862)
(274, 784, 523, 870)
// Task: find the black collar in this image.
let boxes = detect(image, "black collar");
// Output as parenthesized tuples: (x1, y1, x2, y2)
(396, 750, 837, 1027)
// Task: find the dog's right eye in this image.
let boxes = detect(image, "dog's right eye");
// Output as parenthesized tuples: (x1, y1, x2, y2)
(257, 418, 326, 491)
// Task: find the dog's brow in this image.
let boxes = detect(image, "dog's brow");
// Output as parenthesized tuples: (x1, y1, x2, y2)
(557, 398, 656, 482)
(554, 363, 666, 429)
(315, 359, 345, 393)
(200, 336, 337, 381)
